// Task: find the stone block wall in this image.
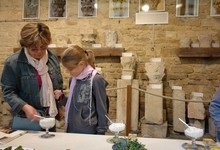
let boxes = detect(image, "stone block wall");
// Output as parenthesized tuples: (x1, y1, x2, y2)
(0, 0, 220, 136)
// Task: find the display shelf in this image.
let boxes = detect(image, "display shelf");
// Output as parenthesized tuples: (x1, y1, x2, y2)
(178, 48, 220, 58)
(89, 47, 125, 57)
(13, 47, 125, 57)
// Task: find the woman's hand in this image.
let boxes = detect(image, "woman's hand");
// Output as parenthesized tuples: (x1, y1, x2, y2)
(22, 104, 40, 122)
(54, 90, 63, 100)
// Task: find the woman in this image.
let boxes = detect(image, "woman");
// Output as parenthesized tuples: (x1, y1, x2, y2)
(1, 23, 63, 131)
(61, 45, 108, 134)
(209, 88, 220, 142)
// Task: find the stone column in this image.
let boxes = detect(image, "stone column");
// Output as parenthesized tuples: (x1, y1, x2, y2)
(121, 52, 136, 80)
(142, 57, 167, 138)
(172, 86, 186, 132)
(144, 58, 165, 123)
(117, 80, 139, 131)
(145, 84, 163, 124)
(188, 92, 206, 129)
(116, 53, 139, 132)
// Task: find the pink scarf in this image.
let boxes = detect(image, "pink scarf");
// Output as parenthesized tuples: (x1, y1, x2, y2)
(64, 65, 97, 131)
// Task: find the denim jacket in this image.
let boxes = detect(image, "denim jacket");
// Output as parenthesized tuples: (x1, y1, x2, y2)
(1, 48, 63, 116)
(67, 73, 108, 134)
(209, 88, 220, 130)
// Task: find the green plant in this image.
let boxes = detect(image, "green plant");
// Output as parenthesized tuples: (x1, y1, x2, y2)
(4, 146, 24, 150)
(112, 138, 147, 150)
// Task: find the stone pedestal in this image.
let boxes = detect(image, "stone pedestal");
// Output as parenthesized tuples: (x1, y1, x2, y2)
(117, 79, 139, 131)
(145, 84, 163, 124)
(188, 92, 205, 120)
(141, 121, 167, 138)
(143, 57, 167, 138)
(188, 92, 205, 128)
(172, 86, 186, 132)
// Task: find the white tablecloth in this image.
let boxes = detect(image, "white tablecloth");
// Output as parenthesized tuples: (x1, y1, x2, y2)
(0, 131, 204, 150)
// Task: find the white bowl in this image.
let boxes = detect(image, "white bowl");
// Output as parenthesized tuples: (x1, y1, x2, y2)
(109, 123, 125, 132)
(184, 127, 204, 139)
(39, 118, 55, 129)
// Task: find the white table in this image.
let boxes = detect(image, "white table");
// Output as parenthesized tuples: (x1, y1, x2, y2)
(0, 131, 204, 150)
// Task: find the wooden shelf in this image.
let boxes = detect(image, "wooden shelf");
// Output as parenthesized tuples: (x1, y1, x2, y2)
(13, 47, 125, 57)
(178, 48, 220, 58)
(89, 47, 125, 57)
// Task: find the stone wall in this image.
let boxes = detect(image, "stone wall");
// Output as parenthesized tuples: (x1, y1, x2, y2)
(0, 0, 220, 135)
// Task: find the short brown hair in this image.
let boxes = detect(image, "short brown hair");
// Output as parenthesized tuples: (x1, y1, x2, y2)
(20, 23, 51, 47)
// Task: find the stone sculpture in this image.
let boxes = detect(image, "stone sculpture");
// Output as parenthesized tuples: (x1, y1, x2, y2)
(81, 0, 95, 16)
(120, 53, 136, 80)
(213, 0, 220, 14)
(180, 37, 192, 48)
(55, 35, 70, 47)
(145, 61, 165, 84)
(104, 30, 118, 47)
(50, 0, 66, 17)
(80, 29, 97, 48)
(198, 34, 213, 48)
(24, 0, 39, 18)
